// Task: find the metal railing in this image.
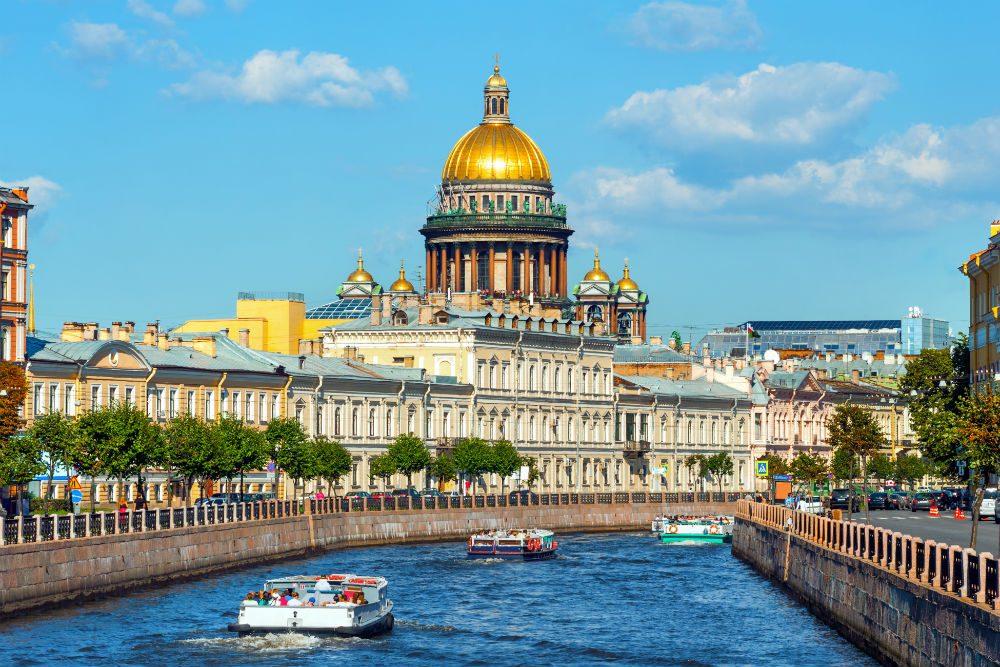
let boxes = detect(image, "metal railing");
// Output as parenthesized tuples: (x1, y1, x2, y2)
(738, 500, 1000, 612)
(0, 491, 743, 547)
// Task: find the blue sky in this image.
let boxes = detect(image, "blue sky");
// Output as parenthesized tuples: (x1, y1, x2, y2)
(6, 0, 997, 341)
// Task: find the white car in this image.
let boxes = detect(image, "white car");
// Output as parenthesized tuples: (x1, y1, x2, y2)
(796, 496, 825, 515)
(981, 488, 996, 519)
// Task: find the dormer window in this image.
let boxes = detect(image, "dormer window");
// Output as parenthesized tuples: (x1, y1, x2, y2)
(392, 311, 409, 325)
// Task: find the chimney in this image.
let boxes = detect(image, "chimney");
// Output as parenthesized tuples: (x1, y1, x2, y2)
(817, 369, 828, 380)
(219, 327, 229, 339)
(143, 322, 159, 346)
(492, 298, 504, 312)
(191, 336, 217, 357)
(314, 339, 324, 358)
(667, 337, 676, 350)
(238, 328, 250, 347)
(418, 304, 433, 325)
(682, 341, 691, 354)
(724, 362, 734, 377)
(298, 355, 306, 370)
(299, 339, 314, 355)
(370, 295, 382, 325)
(158, 333, 170, 351)
(83, 322, 98, 340)
(851, 368, 861, 384)
(124, 321, 135, 335)
(111, 321, 121, 340)
(98, 327, 111, 341)
(344, 346, 359, 361)
(61, 322, 85, 342)
(649, 335, 662, 346)
(631, 335, 643, 345)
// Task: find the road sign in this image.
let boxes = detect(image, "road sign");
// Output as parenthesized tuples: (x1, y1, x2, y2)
(70, 489, 83, 503)
(68, 476, 82, 492)
(885, 480, 897, 487)
(266, 462, 276, 473)
(773, 475, 791, 481)
(755, 460, 769, 478)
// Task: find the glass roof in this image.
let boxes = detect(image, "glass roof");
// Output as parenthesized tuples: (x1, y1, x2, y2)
(744, 320, 900, 331)
(306, 299, 371, 320)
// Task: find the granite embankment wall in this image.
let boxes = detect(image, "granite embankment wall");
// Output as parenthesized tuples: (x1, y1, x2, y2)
(0, 501, 732, 615)
(732, 501, 1000, 667)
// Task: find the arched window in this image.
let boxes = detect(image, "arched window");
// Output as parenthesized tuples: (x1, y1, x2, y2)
(351, 409, 359, 436)
(529, 415, 536, 441)
(491, 97, 498, 114)
(542, 365, 549, 391)
(711, 422, 717, 444)
(528, 365, 536, 390)
(499, 98, 505, 115)
(385, 407, 393, 436)
(566, 368, 574, 393)
(334, 407, 342, 436)
(687, 422, 693, 444)
(369, 408, 377, 436)
(407, 407, 416, 434)
(554, 367, 562, 392)
(586, 304, 603, 322)
(617, 312, 632, 336)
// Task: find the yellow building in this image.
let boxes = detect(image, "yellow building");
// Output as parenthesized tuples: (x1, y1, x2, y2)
(960, 220, 1000, 385)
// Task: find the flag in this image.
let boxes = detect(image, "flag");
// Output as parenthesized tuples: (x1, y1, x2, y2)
(747, 323, 761, 339)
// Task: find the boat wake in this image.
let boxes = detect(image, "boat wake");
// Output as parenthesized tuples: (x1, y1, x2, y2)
(395, 619, 459, 634)
(180, 633, 323, 652)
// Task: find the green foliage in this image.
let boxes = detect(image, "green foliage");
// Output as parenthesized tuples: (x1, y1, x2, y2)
(827, 403, 887, 518)
(276, 433, 317, 490)
(670, 330, 683, 350)
(867, 453, 894, 483)
(386, 433, 431, 486)
(30, 411, 79, 513)
(212, 416, 270, 489)
(956, 388, 1000, 550)
(264, 417, 307, 459)
(431, 454, 457, 484)
(312, 436, 352, 495)
(368, 453, 397, 486)
(0, 434, 45, 486)
(0, 361, 28, 439)
(900, 343, 967, 474)
(164, 414, 213, 503)
(703, 452, 734, 493)
(453, 437, 493, 493)
(789, 452, 829, 489)
(893, 454, 928, 488)
(520, 455, 540, 488)
(490, 440, 522, 491)
(830, 448, 857, 483)
(77, 403, 165, 485)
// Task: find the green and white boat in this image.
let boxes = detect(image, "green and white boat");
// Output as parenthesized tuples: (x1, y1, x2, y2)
(658, 516, 733, 544)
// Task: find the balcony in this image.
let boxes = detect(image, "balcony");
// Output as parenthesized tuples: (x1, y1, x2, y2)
(423, 209, 568, 231)
(623, 440, 651, 458)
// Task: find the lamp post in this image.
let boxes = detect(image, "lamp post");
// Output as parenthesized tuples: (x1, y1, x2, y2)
(880, 396, 898, 460)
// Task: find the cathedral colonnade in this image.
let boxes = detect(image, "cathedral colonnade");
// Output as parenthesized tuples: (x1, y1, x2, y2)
(425, 239, 569, 298)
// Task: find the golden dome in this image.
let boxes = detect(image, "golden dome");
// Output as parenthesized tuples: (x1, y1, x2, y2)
(583, 248, 610, 281)
(486, 64, 507, 88)
(443, 124, 551, 182)
(389, 261, 415, 292)
(346, 249, 375, 283)
(617, 258, 639, 291)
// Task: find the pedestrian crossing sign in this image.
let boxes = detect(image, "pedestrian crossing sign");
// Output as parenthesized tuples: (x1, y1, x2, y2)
(755, 460, 769, 478)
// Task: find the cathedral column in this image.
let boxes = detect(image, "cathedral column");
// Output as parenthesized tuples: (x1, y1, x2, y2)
(488, 243, 496, 296)
(549, 245, 558, 297)
(505, 243, 513, 295)
(536, 243, 545, 296)
(454, 244, 462, 292)
(439, 245, 448, 294)
(560, 246, 568, 296)
(471, 243, 479, 292)
(520, 244, 529, 295)
(426, 247, 434, 292)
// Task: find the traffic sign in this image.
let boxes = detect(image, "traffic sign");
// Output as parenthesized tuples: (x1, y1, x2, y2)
(68, 476, 82, 492)
(70, 489, 83, 504)
(755, 460, 769, 478)
(773, 475, 791, 481)
(266, 462, 276, 473)
(885, 480, 897, 487)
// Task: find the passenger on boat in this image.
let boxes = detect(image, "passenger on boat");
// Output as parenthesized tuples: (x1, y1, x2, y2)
(305, 597, 316, 607)
(287, 592, 303, 607)
(257, 591, 270, 606)
(242, 593, 256, 606)
(315, 577, 332, 593)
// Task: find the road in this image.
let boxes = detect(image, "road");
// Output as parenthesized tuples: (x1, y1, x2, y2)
(847, 508, 1000, 551)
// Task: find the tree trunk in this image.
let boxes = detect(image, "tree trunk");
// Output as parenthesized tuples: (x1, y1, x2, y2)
(240, 471, 245, 499)
(847, 457, 855, 522)
(44, 461, 55, 514)
(862, 456, 870, 524)
(969, 475, 985, 550)
(89, 478, 96, 514)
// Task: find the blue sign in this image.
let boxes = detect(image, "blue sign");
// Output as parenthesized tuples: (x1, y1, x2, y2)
(70, 489, 83, 503)
(773, 475, 791, 481)
(266, 462, 276, 472)
(755, 461, 769, 478)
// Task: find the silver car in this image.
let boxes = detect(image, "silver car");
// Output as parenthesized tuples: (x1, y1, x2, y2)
(982, 488, 996, 519)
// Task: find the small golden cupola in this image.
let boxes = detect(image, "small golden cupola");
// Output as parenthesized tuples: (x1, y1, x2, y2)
(346, 249, 375, 283)
(617, 258, 639, 291)
(389, 260, 416, 293)
(583, 248, 611, 282)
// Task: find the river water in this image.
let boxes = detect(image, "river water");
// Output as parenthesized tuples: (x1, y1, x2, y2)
(5, 532, 876, 667)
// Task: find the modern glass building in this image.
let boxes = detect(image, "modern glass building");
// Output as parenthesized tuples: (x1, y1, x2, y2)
(699, 312, 950, 358)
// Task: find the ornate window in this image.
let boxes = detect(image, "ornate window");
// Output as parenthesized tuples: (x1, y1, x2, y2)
(617, 312, 632, 337)
(586, 304, 603, 322)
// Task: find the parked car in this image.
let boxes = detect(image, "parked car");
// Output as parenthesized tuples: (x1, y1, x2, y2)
(980, 488, 997, 519)
(371, 491, 392, 500)
(942, 488, 966, 510)
(888, 492, 908, 510)
(210, 493, 242, 504)
(420, 489, 444, 497)
(868, 492, 889, 510)
(911, 492, 935, 512)
(795, 496, 824, 515)
(929, 491, 952, 510)
(828, 488, 860, 512)
(344, 491, 371, 500)
(391, 488, 420, 499)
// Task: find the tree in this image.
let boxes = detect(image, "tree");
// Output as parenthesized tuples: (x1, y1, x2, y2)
(431, 454, 457, 488)
(489, 440, 522, 493)
(386, 433, 431, 488)
(265, 418, 309, 499)
(212, 416, 270, 497)
(164, 415, 213, 505)
(0, 434, 44, 514)
(900, 342, 966, 476)
(827, 404, 887, 522)
(520, 455, 540, 489)
(893, 454, 928, 490)
(368, 453, 397, 488)
(275, 433, 317, 498)
(0, 361, 28, 439)
(957, 388, 1000, 551)
(789, 452, 829, 494)
(684, 454, 707, 492)
(867, 453, 894, 487)
(758, 454, 790, 487)
(670, 330, 683, 351)
(830, 448, 857, 485)
(77, 403, 165, 506)
(704, 452, 734, 494)
(29, 411, 78, 513)
(312, 436, 352, 498)
(453, 437, 492, 494)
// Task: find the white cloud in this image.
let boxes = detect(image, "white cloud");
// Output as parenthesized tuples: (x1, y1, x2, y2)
(127, 0, 175, 28)
(167, 49, 407, 107)
(225, 0, 250, 13)
(625, 0, 761, 51)
(173, 0, 207, 17)
(569, 116, 1000, 235)
(135, 39, 197, 69)
(607, 62, 895, 152)
(0, 177, 62, 219)
(64, 22, 128, 60)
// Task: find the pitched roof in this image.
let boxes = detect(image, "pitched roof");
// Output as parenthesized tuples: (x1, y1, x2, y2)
(616, 374, 747, 399)
(614, 344, 693, 364)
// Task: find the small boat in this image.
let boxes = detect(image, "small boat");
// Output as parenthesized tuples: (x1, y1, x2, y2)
(658, 516, 733, 544)
(227, 574, 394, 637)
(467, 528, 558, 560)
(651, 515, 669, 533)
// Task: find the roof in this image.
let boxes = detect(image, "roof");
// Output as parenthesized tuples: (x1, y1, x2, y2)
(764, 371, 811, 389)
(0, 187, 31, 208)
(617, 374, 747, 399)
(327, 305, 592, 337)
(741, 320, 901, 332)
(614, 345, 692, 364)
(306, 299, 372, 320)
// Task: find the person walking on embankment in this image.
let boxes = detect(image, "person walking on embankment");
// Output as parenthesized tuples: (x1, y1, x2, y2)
(118, 497, 128, 531)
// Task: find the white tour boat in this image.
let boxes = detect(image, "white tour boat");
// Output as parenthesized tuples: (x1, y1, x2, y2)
(658, 516, 734, 544)
(228, 574, 394, 637)
(467, 528, 558, 560)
